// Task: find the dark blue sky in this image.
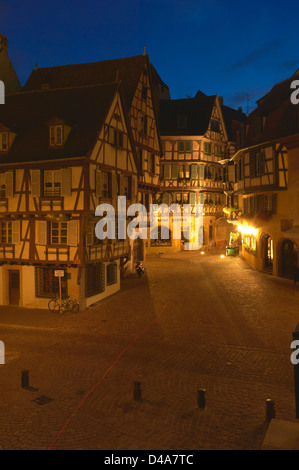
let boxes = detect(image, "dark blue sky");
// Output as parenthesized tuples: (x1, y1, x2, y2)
(1, 0, 298, 113)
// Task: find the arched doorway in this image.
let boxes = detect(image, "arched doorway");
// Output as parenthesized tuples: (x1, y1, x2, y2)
(261, 234, 273, 273)
(281, 239, 298, 279)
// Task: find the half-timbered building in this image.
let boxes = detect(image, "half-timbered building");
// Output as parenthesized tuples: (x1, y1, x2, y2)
(0, 82, 138, 308)
(24, 54, 164, 263)
(152, 91, 245, 251)
(223, 69, 299, 278)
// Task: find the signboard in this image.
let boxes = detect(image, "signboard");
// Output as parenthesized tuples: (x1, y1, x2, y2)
(54, 270, 64, 277)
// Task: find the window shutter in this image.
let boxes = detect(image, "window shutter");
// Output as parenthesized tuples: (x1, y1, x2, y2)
(162, 192, 171, 205)
(86, 223, 93, 246)
(101, 263, 105, 292)
(191, 164, 197, 179)
(108, 126, 115, 145)
(5, 171, 13, 198)
(164, 164, 171, 179)
(112, 173, 118, 198)
(243, 198, 248, 215)
(131, 175, 138, 201)
(36, 220, 47, 245)
(119, 175, 125, 196)
(12, 220, 21, 244)
(260, 151, 265, 175)
(250, 153, 255, 177)
(61, 168, 72, 197)
(199, 193, 204, 204)
(67, 220, 78, 246)
(95, 170, 102, 197)
(172, 164, 179, 179)
(190, 192, 196, 205)
(31, 170, 41, 197)
(142, 151, 147, 171)
(200, 165, 205, 179)
(272, 193, 277, 214)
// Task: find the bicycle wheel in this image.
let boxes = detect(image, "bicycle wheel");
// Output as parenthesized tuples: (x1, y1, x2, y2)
(67, 300, 79, 313)
(48, 299, 60, 313)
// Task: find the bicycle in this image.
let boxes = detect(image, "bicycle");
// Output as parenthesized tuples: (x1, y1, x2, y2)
(48, 296, 79, 314)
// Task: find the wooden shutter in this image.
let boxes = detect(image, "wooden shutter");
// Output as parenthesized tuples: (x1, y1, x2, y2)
(12, 220, 20, 244)
(119, 175, 125, 196)
(61, 168, 72, 197)
(86, 223, 93, 246)
(142, 151, 147, 171)
(36, 220, 47, 245)
(250, 153, 255, 177)
(191, 164, 197, 179)
(190, 192, 196, 205)
(31, 170, 41, 197)
(162, 192, 171, 205)
(131, 175, 138, 201)
(67, 220, 78, 246)
(211, 166, 215, 180)
(172, 164, 179, 179)
(5, 171, 13, 198)
(260, 151, 265, 175)
(164, 164, 171, 179)
(112, 173, 118, 198)
(101, 263, 105, 292)
(95, 170, 102, 197)
(200, 165, 204, 179)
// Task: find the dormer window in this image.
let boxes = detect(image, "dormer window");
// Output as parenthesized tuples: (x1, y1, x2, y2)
(0, 132, 8, 151)
(177, 116, 187, 129)
(50, 125, 63, 146)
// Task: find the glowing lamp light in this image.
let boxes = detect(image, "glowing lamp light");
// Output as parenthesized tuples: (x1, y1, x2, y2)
(237, 224, 258, 237)
(220, 255, 225, 259)
(201, 251, 205, 255)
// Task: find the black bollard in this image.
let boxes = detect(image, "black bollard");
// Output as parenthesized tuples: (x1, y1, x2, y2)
(266, 399, 275, 423)
(134, 381, 142, 402)
(197, 389, 206, 409)
(22, 370, 29, 388)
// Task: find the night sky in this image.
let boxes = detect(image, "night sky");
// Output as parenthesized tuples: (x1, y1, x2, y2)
(1, 0, 298, 113)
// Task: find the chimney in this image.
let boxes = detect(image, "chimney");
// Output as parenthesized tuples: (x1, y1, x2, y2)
(218, 96, 223, 106)
(0, 34, 8, 53)
(238, 106, 243, 113)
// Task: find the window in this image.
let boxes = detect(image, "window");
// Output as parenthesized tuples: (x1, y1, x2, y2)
(85, 263, 105, 297)
(44, 170, 61, 196)
(50, 126, 63, 146)
(107, 263, 117, 286)
(204, 142, 212, 155)
(0, 132, 8, 151)
(50, 222, 68, 245)
(177, 115, 187, 129)
(138, 114, 148, 134)
(35, 267, 68, 298)
(210, 120, 220, 133)
(150, 154, 156, 174)
(108, 127, 125, 148)
(0, 171, 13, 198)
(150, 226, 172, 247)
(178, 141, 192, 153)
(0, 221, 12, 243)
(141, 86, 147, 101)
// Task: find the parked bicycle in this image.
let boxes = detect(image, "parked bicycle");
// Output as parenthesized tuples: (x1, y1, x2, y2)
(48, 296, 79, 314)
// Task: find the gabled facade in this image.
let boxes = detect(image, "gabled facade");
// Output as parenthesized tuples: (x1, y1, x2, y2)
(223, 69, 299, 278)
(0, 34, 21, 95)
(0, 83, 138, 308)
(152, 92, 245, 251)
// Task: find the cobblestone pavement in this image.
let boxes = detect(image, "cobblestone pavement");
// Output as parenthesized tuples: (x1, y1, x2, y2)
(0, 248, 298, 450)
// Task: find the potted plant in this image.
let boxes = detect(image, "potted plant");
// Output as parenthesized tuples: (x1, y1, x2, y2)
(226, 232, 240, 256)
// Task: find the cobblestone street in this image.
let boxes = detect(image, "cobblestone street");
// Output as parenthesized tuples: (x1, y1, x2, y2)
(0, 249, 298, 450)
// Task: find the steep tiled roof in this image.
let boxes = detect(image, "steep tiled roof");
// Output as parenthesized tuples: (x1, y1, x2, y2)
(0, 83, 119, 164)
(23, 55, 149, 109)
(159, 93, 216, 136)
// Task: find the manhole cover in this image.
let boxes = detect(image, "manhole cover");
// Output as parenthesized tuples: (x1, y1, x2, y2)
(33, 395, 53, 406)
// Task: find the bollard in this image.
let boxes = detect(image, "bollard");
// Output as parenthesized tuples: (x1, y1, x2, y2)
(134, 381, 142, 402)
(197, 389, 206, 409)
(266, 399, 275, 423)
(21, 370, 29, 389)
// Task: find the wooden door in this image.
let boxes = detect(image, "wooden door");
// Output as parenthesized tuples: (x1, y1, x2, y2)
(9, 270, 20, 305)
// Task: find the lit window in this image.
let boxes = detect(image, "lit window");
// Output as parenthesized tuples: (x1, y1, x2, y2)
(51, 221, 68, 245)
(178, 141, 191, 153)
(50, 126, 63, 146)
